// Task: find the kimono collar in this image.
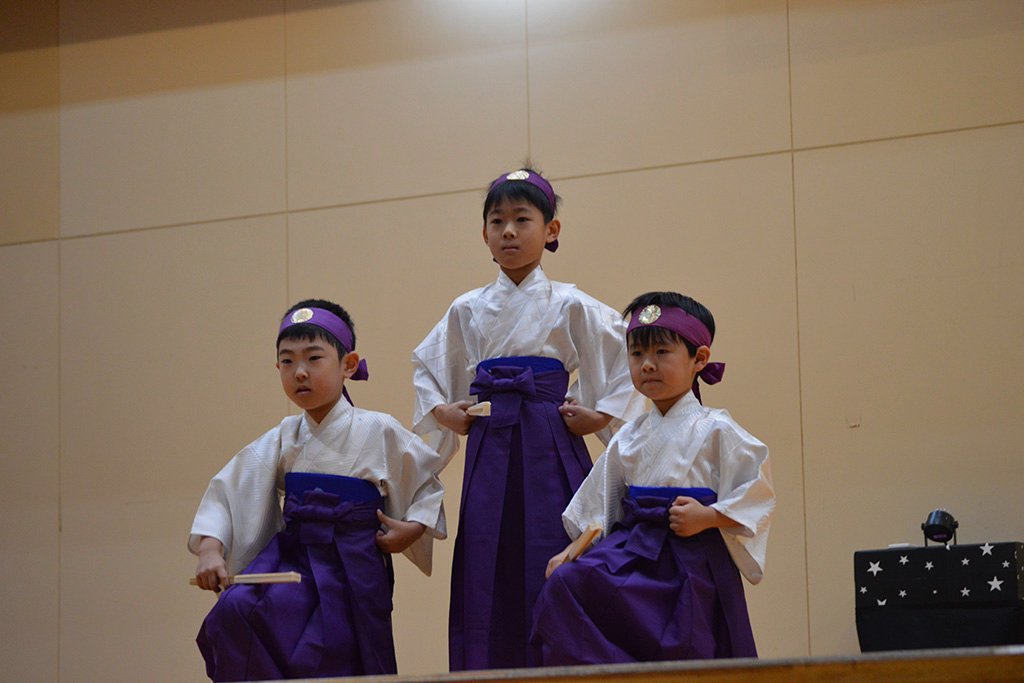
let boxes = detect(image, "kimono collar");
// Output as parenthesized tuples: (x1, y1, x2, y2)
(496, 265, 548, 291)
(651, 389, 702, 421)
(303, 395, 353, 432)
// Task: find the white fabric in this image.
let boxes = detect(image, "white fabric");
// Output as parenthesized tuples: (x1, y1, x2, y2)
(188, 399, 447, 576)
(411, 267, 645, 462)
(562, 391, 775, 584)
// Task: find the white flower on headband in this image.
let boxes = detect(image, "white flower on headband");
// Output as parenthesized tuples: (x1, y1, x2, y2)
(638, 305, 661, 325)
(290, 308, 314, 324)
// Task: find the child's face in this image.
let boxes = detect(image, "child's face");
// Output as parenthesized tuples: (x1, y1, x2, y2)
(628, 337, 709, 414)
(482, 199, 560, 285)
(276, 336, 358, 423)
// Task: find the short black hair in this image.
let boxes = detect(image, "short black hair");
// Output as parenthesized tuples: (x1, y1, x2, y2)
(276, 298, 355, 360)
(482, 165, 560, 224)
(623, 291, 715, 358)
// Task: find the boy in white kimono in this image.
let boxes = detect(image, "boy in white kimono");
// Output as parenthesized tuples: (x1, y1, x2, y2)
(412, 168, 645, 670)
(189, 299, 446, 681)
(533, 291, 775, 664)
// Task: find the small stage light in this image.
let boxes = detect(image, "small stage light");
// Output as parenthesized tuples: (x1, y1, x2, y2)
(921, 508, 958, 546)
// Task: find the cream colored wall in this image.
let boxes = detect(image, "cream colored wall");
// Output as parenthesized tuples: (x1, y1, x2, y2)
(1, 1, 1021, 681)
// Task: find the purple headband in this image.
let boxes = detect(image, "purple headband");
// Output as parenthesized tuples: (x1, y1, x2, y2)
(626, 304, 725, 404)
(488, 169, 559, 252)
(279, 307, 369, 404)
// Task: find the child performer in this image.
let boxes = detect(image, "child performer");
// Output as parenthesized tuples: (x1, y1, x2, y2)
(189, 299, 446, 681)
(532, 291, 775, 664)
(412, 168, 645, 670)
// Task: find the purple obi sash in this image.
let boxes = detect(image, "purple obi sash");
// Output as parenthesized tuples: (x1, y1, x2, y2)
(471, 356, 567, 426)
(608, 487, 720, 571)
(284, 471, 380, 502)
(281, 473, 386, 563)
(629, 485, 717, 504)
(462, 356, 585, 505)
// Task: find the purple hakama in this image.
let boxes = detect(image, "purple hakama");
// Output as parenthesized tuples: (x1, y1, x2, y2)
(197, 473, 396, 681)
(449, 357, 592, 671)
(531, 487, 756, 665)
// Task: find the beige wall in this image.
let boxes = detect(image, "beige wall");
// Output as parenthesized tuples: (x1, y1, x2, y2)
(1, 1, 1021, 680)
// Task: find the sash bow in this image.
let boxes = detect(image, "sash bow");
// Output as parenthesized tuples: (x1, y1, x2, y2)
(284, 489, 379, 545)
(620, 496, 672, 561)
(470, 366, 537, 428)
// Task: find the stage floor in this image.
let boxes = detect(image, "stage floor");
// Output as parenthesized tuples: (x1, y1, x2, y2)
(304, 645, 1024, 683)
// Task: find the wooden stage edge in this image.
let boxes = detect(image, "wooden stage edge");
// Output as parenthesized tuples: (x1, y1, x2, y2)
(299, 645, 1024, 683)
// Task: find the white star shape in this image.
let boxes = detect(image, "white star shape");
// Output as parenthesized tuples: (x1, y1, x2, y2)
(980, 543, 994, 556)
(925, 561, 934, 570)
(876, 599, 887, 606)
(867, 561, 882, 576)
(961, 558, 970, 566)
(860, 586, 867, 594)
(898, 590, 907, 598)
(899, 555, 909, 565)
(961, 587, 971, 597)
(988, 576, 1004, 592)
(1002, 561, 1011, 569)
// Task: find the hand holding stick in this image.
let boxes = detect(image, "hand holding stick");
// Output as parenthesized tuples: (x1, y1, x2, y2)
(546, 525, 603, 578)
(189, 571, 301, 587)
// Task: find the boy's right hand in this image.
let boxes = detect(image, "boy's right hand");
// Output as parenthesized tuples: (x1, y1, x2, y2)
(194, 538, 228, 592)
(432, 401, 475, 435)
(545, 546, 572, 579)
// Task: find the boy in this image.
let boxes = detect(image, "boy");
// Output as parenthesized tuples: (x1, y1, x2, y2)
(531, 291, 774, 664)
(190, 299, 446, 681)
(412, 168, 644, 670)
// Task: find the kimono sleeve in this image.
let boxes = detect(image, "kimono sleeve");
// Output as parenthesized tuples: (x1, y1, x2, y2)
(709, 417, 775, 585)
(380, 417, 448, 576)
(411, 302, 470, 468)
(562, 438, 626, 541)
(187, 428, 284, 576)
(568, 292, 646, 443)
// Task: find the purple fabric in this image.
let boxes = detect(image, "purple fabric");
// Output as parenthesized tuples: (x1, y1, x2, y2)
(626, 304, 725, 404)
(626, 305, 713, 348)
(531, 491, 756, 665)
(196, 479, 396, 681)
(449, 360, 591, 671)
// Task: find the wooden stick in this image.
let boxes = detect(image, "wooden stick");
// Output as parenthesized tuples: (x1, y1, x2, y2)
(566, 524, 602, 561)
(467, 401, 491, 417)
(189, 571, 302, 587)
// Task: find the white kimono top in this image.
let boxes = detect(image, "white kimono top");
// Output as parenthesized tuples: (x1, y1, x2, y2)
(189, 399, 447, 576)
(411, 267, 645, 462)
(563, 391, 775, 584)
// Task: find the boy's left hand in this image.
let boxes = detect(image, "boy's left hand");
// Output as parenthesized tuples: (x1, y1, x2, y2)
(375, 510, 426, 554)
(558, 399, 612, 436)
(668, 496, 715, 537)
